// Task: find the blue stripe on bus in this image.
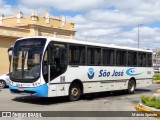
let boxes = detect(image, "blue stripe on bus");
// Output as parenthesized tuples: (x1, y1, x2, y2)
(9, 84, 48, 97)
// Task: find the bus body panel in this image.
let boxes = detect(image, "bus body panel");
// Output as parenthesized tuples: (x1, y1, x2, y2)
(9, 37, 153, 98)
(47, 66, 153, 97)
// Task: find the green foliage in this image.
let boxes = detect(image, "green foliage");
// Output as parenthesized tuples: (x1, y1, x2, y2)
(157, 51, 160, 56)
(141, 96, 160, 109)
(153, 73, 160, 80)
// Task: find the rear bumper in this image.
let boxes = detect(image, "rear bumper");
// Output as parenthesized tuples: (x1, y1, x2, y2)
(9, 84, 48, 97)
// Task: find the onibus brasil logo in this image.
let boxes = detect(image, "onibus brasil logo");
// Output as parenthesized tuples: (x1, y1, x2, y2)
(88, 68, 94, 79)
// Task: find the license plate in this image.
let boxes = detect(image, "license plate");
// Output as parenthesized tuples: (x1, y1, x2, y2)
(19, 88, 24, 91)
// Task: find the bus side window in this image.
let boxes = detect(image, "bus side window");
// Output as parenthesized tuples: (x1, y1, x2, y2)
(138, 52, 142, 66)
(116, 50, 127, 66)
(142, 53, 147, 67)
(147, 53, 152, 67)
(128, 52, 132, 66)
(103, 49, 108, 65)
(133, 52, 137, 66)
(60, 47, 67, 66)
(138, 52, 146, 67)
(128, 51, 137, 66)
(87, 47, 95, 65)
(69, 45, 85, 65)
(95, 48, 101, 65)
(107, 49, 115, 66)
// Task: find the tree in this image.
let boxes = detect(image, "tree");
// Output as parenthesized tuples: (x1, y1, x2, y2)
(157, 51, 160, 56)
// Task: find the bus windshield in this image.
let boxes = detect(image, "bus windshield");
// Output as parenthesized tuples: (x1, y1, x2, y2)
(10, 38, 46, 83)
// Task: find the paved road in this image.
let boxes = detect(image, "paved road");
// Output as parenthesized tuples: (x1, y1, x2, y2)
(0, 84, 159, 120)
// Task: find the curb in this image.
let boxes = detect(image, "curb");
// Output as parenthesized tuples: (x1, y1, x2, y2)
(155, 89, 160, 94)
(136, 103, 160, 118)
(153, 80, 160, 84)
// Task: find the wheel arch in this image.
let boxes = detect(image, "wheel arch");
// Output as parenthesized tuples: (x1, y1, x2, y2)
(69, 79, 83, 94)
(0, 79, 7, 88)
(129, 77, 136, 87)
(0, 79, 6, 83)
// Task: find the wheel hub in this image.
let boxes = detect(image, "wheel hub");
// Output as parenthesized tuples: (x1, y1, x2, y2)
(71, 88, 78, 97)
(0, 81, 5, 88)
(130, 83, 135, 91)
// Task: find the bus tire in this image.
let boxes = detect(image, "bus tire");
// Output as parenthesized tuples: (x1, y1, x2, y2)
(0, 80, 6, 88)
(69, 83, 81, 101)
(127, 80, 136, 94)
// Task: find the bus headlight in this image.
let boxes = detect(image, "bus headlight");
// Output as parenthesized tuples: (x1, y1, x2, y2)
(32, 82, 40, 87)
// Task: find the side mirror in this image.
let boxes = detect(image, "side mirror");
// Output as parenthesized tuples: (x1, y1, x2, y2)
(9, 54, 12, 63)
(8, 47, 13, 62)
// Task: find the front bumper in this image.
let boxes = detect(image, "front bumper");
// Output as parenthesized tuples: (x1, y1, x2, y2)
(9, 84, 48, 97)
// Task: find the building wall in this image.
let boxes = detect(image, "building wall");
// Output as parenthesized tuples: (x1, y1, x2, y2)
(153, 48, 160, 68)
(0, 39, 15, 74)
(1, 12, 75, 32)
(0, 26, 28, 74)
(0, 12, 76, 74)
(0, 26, 30, 37)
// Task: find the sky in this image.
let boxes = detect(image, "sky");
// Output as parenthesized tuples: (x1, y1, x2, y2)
(1, 0, 160, 50)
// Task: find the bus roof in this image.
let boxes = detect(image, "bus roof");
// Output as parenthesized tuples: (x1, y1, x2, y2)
(17, 36, 153, 53)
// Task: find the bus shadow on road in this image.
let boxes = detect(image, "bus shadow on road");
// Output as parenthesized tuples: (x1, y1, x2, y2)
(12, 89, 152, 105)
(12, 96, 70, 105)
(135, 89, 151, 93)
(81, 89, 152, 101)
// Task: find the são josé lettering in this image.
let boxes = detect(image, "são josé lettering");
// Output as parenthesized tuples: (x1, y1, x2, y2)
(99, 70, 124, 77)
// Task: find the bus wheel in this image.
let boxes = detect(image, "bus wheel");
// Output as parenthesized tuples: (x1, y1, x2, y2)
(127, 80, 136, 94)
(0, 80, 6, 88)
(69, 83, 81, 101)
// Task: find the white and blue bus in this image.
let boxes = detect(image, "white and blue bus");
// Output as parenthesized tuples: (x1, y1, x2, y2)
(9, 37, 153, 101)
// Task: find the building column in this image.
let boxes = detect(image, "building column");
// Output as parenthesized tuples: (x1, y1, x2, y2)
(29, 24, 39, 36)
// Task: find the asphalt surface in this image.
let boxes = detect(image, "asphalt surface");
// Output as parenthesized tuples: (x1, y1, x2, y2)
(0, 84, 159, 120)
